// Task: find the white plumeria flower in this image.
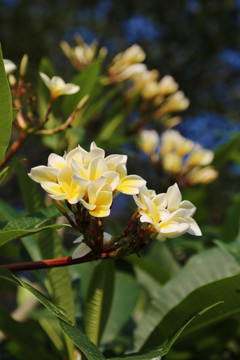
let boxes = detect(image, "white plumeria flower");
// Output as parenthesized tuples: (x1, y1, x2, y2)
(4, 59, 16, 75)
(29, 142, 147, 217)
(133, 183, 201, 238)
(39, 72, 80, 99)
(80, 179, 113, 217)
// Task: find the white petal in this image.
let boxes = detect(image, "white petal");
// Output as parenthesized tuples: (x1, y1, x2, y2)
(73, 235, 84, 244)
(167, 183, 182, 209)
(186, 217, 202, 236)
(28, 166, 57, 183)
(102, 171, 120, 190)
(48, 153, 66, 168)
(72, 243, 91, 259)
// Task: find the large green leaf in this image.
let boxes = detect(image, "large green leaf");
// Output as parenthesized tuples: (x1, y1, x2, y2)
(102, 270, 141, 344)
(15, 161, 76, 352)
(59, 320, 105, 360)
(0, 44, 12, 164)
(84, 260, 115, 346)
(134, 247, 238, 350)
(108, 303, 221, 360)
(0, 269, 73, 325)
(141, 274, 240, 350)
(14, 158, 45, 213)
(0, 208, 69, 246)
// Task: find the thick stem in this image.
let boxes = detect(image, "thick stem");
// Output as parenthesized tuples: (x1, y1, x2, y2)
(0, 132, 27, 170)
(0, 253, 97, 272)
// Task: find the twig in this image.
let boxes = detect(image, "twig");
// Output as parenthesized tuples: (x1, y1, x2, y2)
(36, 95, 89, 135)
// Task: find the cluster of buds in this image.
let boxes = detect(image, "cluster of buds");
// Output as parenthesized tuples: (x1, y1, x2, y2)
(107, 44, 146, 83)
(139, 129, 218, 186)
(107, 44, 189, 129)
(60, 34, 107, 71)
(29, 142, 201, 260)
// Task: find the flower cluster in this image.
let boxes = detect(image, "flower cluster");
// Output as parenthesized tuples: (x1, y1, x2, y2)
(133, 183, 201, 239)
(107, 44, 189, 127)
(29, 142, 146, 217)
(29, 142, 202, 259)
(108, 44, 146, 83)
(139, 129, 218, 185)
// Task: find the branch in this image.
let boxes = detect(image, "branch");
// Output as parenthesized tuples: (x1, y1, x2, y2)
(0, 251, 114, 272)
(36, 95, 89, 135)
(0, 132, 27, 170)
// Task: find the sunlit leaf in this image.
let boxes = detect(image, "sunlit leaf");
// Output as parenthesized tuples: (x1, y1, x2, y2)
(108, 303, 221, 359)
(134, 247, 238, 350)
(84, 260, 115, 346)
(0, 43, 12, 164)
(0, 269, 74, 325)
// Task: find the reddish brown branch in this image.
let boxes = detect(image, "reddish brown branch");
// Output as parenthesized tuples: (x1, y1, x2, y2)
(0, 132, 27, 170)
(0, 251, 117, 272)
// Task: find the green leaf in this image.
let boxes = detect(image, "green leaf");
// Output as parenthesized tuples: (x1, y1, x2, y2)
(212, 134, 240, 170)
(108, 303, 221, 360)
(59, 320, 105, 360)
(0, 198, 19, 220)
(12, 108, 19, 122)
(134, 247, 238, 350)
(220, 194, 240, 243)
(0, 164, 11, 185)
(0, 303, 56, 360)
(215, 240, 240, 265)
(0, 210, 69, 247)
(62, 60, 101, 118)
(0, 269, 74, 325)
(14, 158, 45, 213)
(0, 43, 12, 164)
(126, 254, 171, 285)
(84, 260, 115, 346)
(80, 85, 120, 126)
(141, 273, 240, 351)
(102, 270, 141, 344)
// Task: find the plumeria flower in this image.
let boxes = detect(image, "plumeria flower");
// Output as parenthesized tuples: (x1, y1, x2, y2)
(134, 183, 201, 238)
(4, 59, 17, 75)
(29, 142, 146, 217)
(158, 129, 218, 185)
(39, 72, 80, 100)
(139, 129, 159, 156)
(41, 166, 85, 204)
(80, 178, 113, 217)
